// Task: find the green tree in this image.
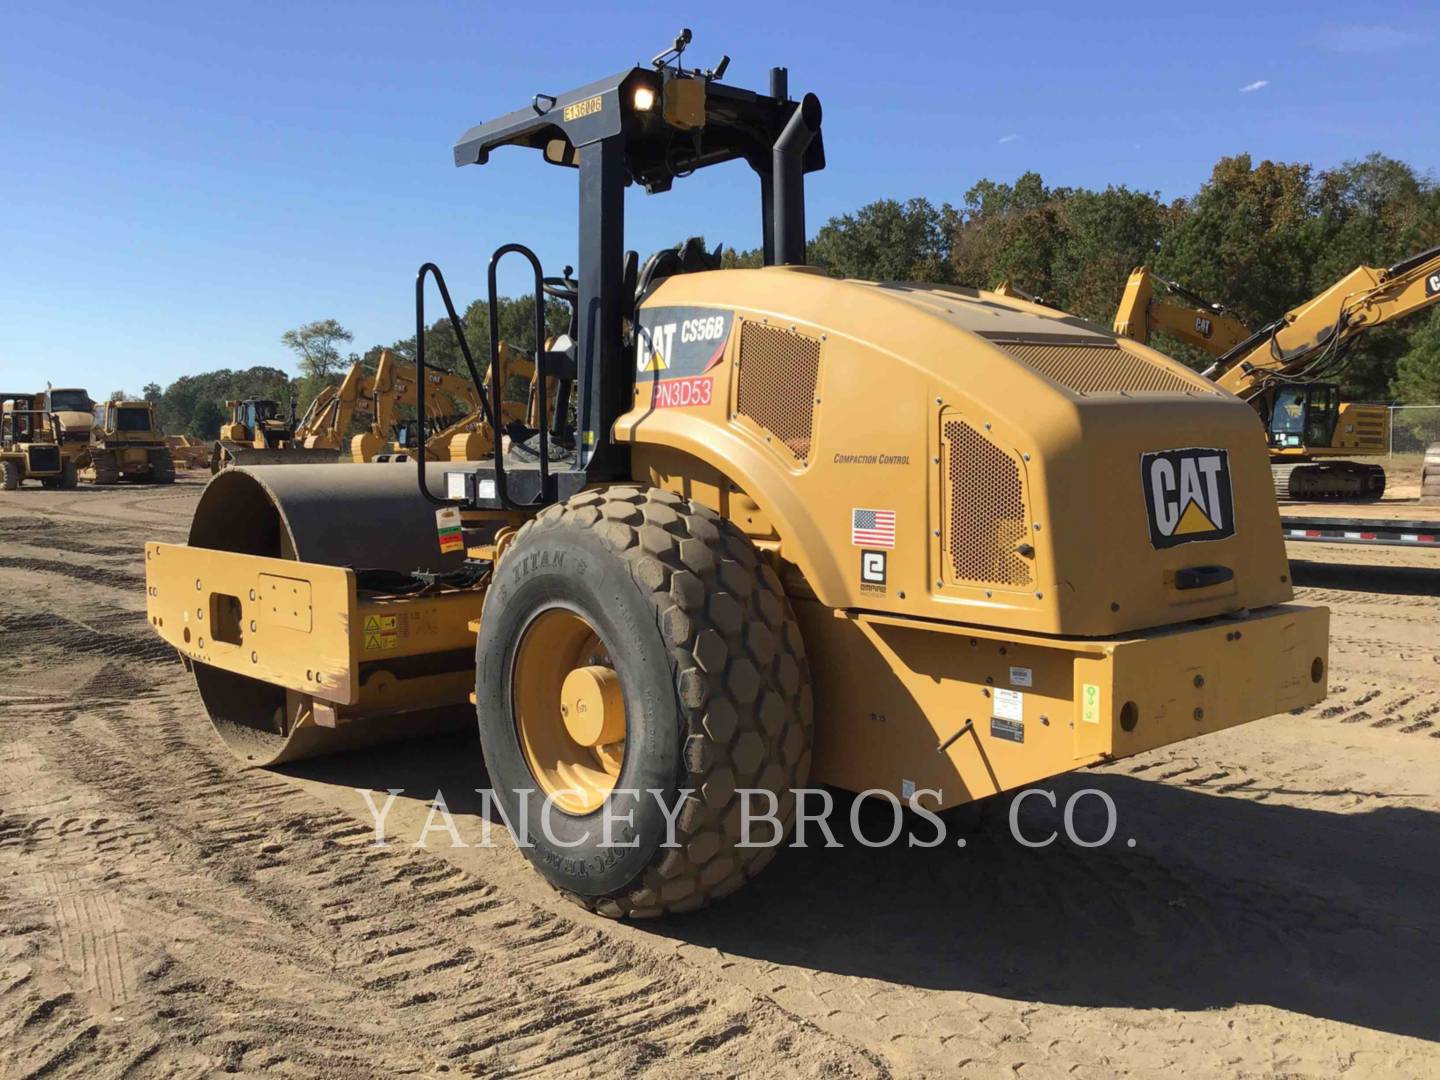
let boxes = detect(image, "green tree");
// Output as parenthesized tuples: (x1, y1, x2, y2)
(810, 198, 952, 282)
(1392, 309, 1440, 403)
(188, 399, 225, 439)
(947, 173, 1069, 301)
(720, 247, 764, 269)
(1153, 155, 1315, 326)
(1052, 186, 1172, 324)
(154, 365, 293, 437)
(1309, 154, 1440, 285)
(142, 382, 162, 403)
(281, 319, 353, 380)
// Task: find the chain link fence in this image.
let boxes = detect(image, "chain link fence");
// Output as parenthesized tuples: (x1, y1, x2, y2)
(1388, 405, 1440, 455)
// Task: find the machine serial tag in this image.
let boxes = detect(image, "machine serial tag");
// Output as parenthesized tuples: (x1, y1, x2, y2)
(990, 717, 1024, 743)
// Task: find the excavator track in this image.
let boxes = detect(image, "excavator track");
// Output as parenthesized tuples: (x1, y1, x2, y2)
(1272, 461, 1386, 502)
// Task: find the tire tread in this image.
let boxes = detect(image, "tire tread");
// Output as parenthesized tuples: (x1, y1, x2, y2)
(511, 485, 813, 917)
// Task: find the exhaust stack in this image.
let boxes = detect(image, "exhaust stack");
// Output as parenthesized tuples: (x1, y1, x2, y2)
(772, 92, 822, 266)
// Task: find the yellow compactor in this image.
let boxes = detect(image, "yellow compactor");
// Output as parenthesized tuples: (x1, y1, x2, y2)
(147, 36, 1329, 917)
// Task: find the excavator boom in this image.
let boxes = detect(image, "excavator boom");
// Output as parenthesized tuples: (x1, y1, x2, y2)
(1112, 267, 1252, 356)
(1204, 245, 1440, 398)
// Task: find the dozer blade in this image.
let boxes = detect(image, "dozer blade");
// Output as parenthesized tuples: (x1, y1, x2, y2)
(219, 441, 342, 468)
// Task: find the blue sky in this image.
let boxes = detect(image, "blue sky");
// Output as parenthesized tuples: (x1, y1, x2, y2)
(2, 0, 1436, 393)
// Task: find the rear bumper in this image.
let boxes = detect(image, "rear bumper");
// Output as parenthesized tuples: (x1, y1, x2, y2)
(803, 602, 1329, 809)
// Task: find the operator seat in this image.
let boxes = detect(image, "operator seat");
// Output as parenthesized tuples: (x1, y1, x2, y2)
(635, 237, 725, 302)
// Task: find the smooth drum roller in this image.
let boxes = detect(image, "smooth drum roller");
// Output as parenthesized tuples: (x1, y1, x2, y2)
(150, 464, 482, 767)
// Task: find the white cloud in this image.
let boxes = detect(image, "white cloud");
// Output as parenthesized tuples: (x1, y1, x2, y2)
(997, 133, 1020, 144)
(1239, 80, 1269, 93)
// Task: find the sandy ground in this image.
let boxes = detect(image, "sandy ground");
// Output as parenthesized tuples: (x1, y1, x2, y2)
(2, 476, 1440, 1078)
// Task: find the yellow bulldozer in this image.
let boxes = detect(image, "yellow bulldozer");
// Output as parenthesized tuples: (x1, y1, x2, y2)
(87, 398, 176, 484)
(146, 35, 1329, 918)
(1113, 247, 1440, 500)
(211, 397, 341, 471)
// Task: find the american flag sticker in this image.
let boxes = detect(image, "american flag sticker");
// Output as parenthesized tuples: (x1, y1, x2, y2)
(851, 508, 896, 549)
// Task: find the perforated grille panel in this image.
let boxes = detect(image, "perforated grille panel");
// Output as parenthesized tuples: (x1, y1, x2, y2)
(995, 340, 1203, 396)
(734, 322, 821, 464)
(942, 420, 1032, 589)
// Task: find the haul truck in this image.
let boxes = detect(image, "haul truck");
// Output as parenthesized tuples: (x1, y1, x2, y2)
(146, 33, 1329, 918)
(40, 386, 96, 472)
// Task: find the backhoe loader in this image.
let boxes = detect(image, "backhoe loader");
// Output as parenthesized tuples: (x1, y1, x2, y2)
(1113, 251, 1440, 500)
(146, 34, 1329, 918)
(1, 394, 71, 489)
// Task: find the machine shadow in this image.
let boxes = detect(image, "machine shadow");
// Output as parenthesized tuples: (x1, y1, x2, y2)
(284, 734, 1440, 1043)
(1289, 558, 1440, 596)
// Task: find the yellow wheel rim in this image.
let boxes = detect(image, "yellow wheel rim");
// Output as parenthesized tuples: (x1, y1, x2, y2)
(512, 608, 626, 816)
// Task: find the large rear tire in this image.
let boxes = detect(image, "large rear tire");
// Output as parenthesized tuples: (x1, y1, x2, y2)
(60, 460, 78, 489)
(0, 460, 19, 490)
(475, 485, 813, 917)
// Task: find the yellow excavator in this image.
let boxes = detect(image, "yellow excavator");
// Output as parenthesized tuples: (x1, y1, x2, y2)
(1114, 247, 1440, 500)
(146, 35, 1329, 918)
(293, 347, 536, 462)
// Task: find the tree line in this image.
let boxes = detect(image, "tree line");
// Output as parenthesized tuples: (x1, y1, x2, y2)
(148, 150, 1440, 440)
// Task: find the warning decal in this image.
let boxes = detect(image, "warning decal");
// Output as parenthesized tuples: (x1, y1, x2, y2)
(363, 614, 398, 651)
(1140, 447, 1235, 549)
(436, 506, 464, 555)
